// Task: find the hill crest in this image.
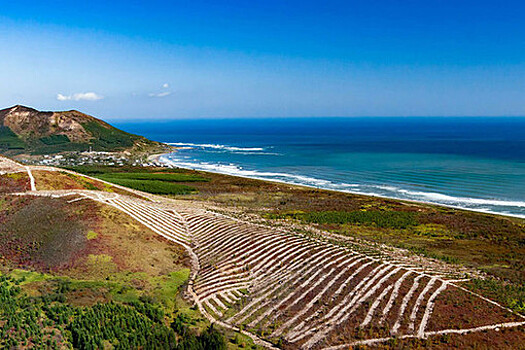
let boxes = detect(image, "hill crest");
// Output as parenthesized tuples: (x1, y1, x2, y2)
(0, 105, 164, 155)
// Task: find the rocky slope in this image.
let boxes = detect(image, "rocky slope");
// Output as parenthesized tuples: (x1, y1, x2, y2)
(0, 105, 166, 155)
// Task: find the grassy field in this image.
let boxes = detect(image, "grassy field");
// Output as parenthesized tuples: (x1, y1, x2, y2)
(66, 166, 209, 195)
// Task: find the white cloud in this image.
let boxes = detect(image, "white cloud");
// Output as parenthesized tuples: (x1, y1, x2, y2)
(162, 83, 169, 88)
(56, 92, 104, 101)
(56, 94, 70, 101)
(148, 91, 172, 98)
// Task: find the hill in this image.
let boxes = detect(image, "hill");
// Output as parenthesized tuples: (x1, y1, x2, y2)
(0, 105, 167, 155)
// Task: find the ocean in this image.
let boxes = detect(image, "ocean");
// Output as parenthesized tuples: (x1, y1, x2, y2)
(114, 117, 525, 218)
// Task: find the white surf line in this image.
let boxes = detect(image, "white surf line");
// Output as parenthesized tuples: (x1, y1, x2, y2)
(407, 277, 438, 334)
(391, 274, 424, 334)
(270, 256, 362, 337)
(361, 285, 394, 328)
(25, 166, 36, 191)
(380, 270, 414, 322)
(417, 280, 448, 337)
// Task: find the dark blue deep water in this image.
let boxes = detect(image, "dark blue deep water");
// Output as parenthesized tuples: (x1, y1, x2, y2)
(114, 117, 525, 218)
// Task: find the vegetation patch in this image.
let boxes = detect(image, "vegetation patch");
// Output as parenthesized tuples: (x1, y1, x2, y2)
(464, 278, 525, 314)
(0, 125, 26, 150)
(86, 230, 98, 240)
(269, 210, 418, 229)
(0, 196, 88, 270)
(97, 177, 197, 195)
(81, 121, 136, 150)
(0, 172, 29, 193)
(0, 272, 228, 350)
(39, 134, 70, 145)
(98, 172, 209, 182)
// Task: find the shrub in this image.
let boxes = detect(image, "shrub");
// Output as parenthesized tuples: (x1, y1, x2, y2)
(271, 210, 418, 229)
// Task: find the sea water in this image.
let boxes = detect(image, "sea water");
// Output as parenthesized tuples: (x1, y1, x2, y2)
(115, 117, 525, 218)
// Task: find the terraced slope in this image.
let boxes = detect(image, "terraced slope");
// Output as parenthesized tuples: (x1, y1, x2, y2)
(99, 197, 524, 349)
(2, 156, 524, 349)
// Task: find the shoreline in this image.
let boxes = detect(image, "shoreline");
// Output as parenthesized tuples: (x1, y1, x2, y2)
(156, 152, 525, 220)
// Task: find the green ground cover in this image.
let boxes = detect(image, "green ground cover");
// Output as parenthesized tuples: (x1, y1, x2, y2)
(67, 166, 209, 195)
(0, 271, 228, 350)
(0, 125, 25, 150)
(97, 177, 197, 195)
(268, 210, 418, 229)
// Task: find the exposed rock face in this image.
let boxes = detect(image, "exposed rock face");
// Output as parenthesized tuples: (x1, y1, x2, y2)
(1, 105, 92, 143)
(0, 105, 165, 155)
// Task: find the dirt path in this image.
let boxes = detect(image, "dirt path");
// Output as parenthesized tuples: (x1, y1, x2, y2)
(3, 160, 524, 350)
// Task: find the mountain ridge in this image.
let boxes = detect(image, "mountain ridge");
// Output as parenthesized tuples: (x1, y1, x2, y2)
(0, 105, 166, 155)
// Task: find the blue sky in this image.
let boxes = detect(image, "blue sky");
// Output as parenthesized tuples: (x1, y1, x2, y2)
(1, 0, 525, 119)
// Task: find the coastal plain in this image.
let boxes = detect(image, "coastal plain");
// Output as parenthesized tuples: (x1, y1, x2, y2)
(1, 156, 523, 349)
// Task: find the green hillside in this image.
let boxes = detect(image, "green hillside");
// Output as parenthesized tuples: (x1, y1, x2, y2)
(0, 105, 167, 155)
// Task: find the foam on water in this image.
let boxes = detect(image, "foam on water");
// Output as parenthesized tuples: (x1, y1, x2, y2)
(115, 117, 525, 219)
(159, 154, 525, 219)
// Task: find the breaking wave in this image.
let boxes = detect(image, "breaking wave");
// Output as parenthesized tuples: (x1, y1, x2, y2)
(159, 155, 525, 219)
(167, 142, 266, 152)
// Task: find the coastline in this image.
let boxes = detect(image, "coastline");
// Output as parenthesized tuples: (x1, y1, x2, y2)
(156, 152, 525, 220)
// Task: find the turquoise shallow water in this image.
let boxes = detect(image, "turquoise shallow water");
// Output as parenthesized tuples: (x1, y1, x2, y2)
(115, 117, 525, 218)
